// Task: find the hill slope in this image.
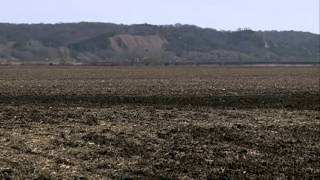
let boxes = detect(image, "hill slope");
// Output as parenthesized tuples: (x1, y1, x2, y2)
(0, 23, 318, 64)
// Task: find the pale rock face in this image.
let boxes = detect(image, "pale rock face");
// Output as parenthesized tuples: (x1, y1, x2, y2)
(264, 41, 270, 49)
(109, 34, 166, 53)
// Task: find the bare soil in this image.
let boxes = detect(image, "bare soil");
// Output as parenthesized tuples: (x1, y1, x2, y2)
(0, 66, 319, 179)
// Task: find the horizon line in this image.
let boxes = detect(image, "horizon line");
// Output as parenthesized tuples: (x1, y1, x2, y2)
(0, 21, 318, 34)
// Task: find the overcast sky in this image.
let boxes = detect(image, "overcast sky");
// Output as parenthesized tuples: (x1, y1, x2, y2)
(0, 0, 319, 33)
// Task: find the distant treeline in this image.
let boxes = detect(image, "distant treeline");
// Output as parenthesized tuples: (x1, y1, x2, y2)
(0, 22, 319, 65)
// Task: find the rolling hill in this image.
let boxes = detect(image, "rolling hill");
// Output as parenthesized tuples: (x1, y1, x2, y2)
(0, 22, 318, 65)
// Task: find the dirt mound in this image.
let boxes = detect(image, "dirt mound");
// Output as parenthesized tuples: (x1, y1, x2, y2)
(110, 34, 166, 54)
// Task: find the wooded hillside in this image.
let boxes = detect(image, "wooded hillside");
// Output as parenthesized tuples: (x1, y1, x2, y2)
(0, 23, 318, 64)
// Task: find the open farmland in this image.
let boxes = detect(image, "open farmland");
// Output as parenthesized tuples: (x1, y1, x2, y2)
(0, 65, 319, 179)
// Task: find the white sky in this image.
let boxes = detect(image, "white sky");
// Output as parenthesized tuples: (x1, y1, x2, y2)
(0, 0, 319, 33)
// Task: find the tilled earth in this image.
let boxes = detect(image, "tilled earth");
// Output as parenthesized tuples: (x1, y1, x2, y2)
(0, 66, 319, 179)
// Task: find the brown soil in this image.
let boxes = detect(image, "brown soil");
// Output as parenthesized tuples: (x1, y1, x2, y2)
(0, 66, 319, 179)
